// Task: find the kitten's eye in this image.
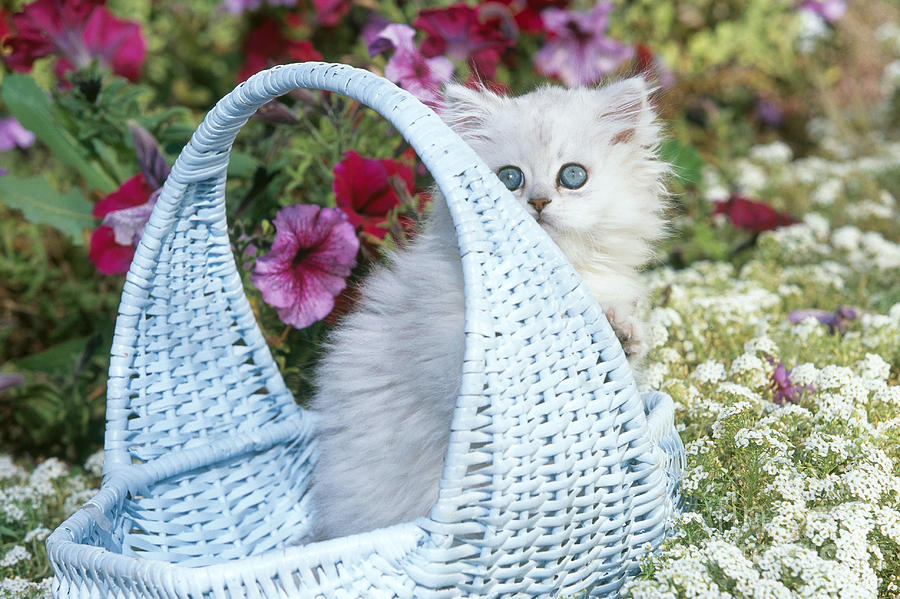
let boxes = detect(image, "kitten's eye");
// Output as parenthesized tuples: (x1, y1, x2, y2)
(497, 166, 524, 191)
(558, 163, 588, 189)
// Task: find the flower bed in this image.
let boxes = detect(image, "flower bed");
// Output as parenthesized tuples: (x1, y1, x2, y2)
(1, 0, 899, 597)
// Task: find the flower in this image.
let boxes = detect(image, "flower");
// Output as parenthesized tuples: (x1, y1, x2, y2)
(633, 43, 675, 88)
(0, 117, 35, 152)
(712, 194, 796, 232)
(413, 4, 516, 79)
(769, 360, 814, 404)
(2, 0, 146, 82)
(534, 3, 632, 87)
(222, 0, 297, 14)
(312, 0, 350, 27)
(492, 0, 569, 33)
(0, 373, 25, 392)
(251, 205, 358, 329)
(370, 23, 453, 104)
(798, 0, 847, 23)
(238, 19, 322, 82)
(88, 173, 155, 275)
(332, 150, 415, 240)
(788, 306, 859, 333)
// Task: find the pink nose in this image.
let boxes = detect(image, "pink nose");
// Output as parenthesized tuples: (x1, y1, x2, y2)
(528, 197, 551, 213)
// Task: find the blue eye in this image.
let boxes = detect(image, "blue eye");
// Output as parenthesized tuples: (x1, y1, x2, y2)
(497, 166, 524, 191)
(558, 163, 587, 189)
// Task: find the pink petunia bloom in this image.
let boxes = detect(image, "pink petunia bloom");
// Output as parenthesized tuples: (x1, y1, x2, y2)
(0, 117, 35, 152)
(251, 205, 359, 329)
(373, 24, 454, 105)
(312, 0, 350, 26)
(332, 150, 415, 240)
(222, 0, 297, 14)
(534, 3, 632, 87)
(769, 361, 814, 405)
(798, 0, 847, 23)
(237, 18, 322, 82)
(88, 173, 156, 275)
(713, 194, 796, 233)
(493, 0, 569, 33)
(413, 4, 516, 79)
(2, 0, 146, 82)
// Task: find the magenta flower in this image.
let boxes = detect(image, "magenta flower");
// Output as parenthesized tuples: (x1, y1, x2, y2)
(0, 117, 35, 152)
(2, 0, 147, 82)
(251, 205, 359, 329)
(221, 0, 297, 14)
(372, 24, 454, 105)
(798, 0, 847, 23)
(413, 4, 516, 79)
(769, 361, 814, 405)
(534, 3, 632, 87)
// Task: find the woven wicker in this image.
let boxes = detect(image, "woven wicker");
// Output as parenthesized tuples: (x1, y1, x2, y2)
(47, 62, 684, 598)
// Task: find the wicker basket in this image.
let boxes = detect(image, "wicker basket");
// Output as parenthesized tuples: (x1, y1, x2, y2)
(47, 62, 684, 598)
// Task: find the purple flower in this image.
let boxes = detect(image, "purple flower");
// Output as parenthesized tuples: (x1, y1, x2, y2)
(798, 0, 847, 23)
(251, 205, 359, 329)
(535, 3, 633, 87)
(769, 361, 813, 405)
(0, 373, 26, 392)
(371, 23, 454, 105)
(0, 117, 35, 152)
(755, 98, 784, 127)
(221, 0, 297, 14)
(788, 306, 859, 334)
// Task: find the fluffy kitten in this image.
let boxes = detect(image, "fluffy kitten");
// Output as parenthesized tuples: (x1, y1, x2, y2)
(308, 78, 669, 541)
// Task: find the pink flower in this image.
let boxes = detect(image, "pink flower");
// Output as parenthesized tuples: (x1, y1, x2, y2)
(312, 0, 350, 26)
(332, 150, 415, 240)
(493, 0, 569, 33)
(88, 173, 155, 275)
(798, 0, 846, 23)
(372, 23, 454, 105)
(0, 117, 35, 152)
(222, 0, 297, 14)
(413, 4, 516, 78)
(713, 194, 796, 233)
(788, 306, 859, 334)
(238, 19, 323, 82)
(251, 205, 359, 329)
(534, 3, 632, 87)
(2, 0, 146, 81)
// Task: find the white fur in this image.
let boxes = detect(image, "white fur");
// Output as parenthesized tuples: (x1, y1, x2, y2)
(308, 79, 669, 541)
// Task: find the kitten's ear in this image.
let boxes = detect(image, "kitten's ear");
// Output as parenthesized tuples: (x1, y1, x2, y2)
(438, 83, 504, 137)
(597, 77, 659, 146)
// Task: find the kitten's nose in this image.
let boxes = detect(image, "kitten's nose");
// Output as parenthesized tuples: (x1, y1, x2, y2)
(528, 197, 551, 213)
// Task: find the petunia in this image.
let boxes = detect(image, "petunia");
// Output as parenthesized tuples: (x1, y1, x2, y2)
(491, 0, 570, 34)
(222, 0, 297, 14)
(713, 194, 796, 233)
(788, 306, 859, 334)
(237, 19, 322, 82)
(251, 205, 359, 329)
(413, 4, 515, 79)
(633, 43, 675, 89)
(798, 0, 847, 23)
(88, 173, 155, 274)
(371, 23, 454, 105)
(332, 150, 415, 240)
(0, 117, 35, 152)
(2, 0, 146, 82)
(312, 0, 350, 27)
(0, 373, 26, 392)
(534, 3, 632, 87)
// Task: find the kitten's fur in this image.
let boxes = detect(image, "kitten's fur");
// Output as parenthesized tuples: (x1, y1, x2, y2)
(308, 78, 669, 541)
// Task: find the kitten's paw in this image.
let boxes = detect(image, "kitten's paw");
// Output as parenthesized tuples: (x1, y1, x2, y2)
(604, 306, 647, 359)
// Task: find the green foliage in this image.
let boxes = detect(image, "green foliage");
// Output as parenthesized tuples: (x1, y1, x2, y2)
(0, 177, 94, 244)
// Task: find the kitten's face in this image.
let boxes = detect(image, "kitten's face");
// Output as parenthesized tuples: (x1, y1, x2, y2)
(440, 81, 668, 267)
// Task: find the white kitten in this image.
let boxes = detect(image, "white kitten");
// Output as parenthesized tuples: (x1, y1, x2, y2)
(308, 78, 669, 541)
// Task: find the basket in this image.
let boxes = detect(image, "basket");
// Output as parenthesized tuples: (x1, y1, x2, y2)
(47, 62, 684, 598)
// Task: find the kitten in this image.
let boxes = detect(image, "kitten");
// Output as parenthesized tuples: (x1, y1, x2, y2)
(308, 78, 669, 541)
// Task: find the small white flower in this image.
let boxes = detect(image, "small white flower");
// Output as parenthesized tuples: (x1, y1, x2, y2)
(23, 526, 51, 543)
(691, 360, 728, 385)
(749, 141, 793, 165)
(0, 545, 31, 567)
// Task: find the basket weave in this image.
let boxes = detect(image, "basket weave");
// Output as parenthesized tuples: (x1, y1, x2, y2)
(47, 62, 684, 598)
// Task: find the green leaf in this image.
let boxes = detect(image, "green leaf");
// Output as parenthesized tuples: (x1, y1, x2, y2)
(1, 74, 116, 193)
(0, 176, 95, 244)
(660, 139, 704, 186)
(14, 336, 93, 374)
(228, 151, 259, 179)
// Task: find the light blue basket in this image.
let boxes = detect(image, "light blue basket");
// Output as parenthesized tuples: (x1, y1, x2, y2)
(47, 62, 684, 598)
